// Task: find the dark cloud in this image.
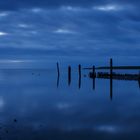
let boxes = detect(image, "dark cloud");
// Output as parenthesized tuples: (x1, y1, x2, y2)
(0, 0, 139, 60)
(0, 0, 106, 10)
(0, 0, 140, 11)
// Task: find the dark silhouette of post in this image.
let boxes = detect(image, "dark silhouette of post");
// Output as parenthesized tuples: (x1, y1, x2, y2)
(57, 62, 60, 87)
(110, 58, 113, 100)
(68, 66, 71, 86)
(78, 64, 81, 89)
(57, 62, 60, 77)
(92, 66, 95, 90)
(138, 71, 140, 88)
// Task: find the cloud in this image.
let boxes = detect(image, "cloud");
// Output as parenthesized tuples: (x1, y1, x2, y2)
(0, 97, 5, 110)
(18, 24, 30, 28)
(54, 28, 76, 34)
(30, 8, 43, 13)
(0, 12, 9, 17)
(0, 59, 32, 63)
(0, 0, 107, 11)
(60, 6, 84, 12)
(93, 4, 123, 11)
(0, 0, 140, 12)
(0, 2, 139, 58)
(95, 125, 120, 133)
(0, 32, 9, 36)
(0, 0, 139, 11)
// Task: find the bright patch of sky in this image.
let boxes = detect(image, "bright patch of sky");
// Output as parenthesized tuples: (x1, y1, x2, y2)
(0, 97, 5, 110)
(54, 28, 76, 34)
(96, 125, 120, 133)
(31, 8, 43, 13)
(60, 6, 84, 12)
(0, 32, 9, 36)
(0, 12, 9, 17)
(93, 4, 123, 11)
(18, 24, 30, 28)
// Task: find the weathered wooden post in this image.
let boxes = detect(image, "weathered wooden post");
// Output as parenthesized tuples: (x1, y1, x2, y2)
(138, 71, 140, 88)
(92, 65, 95, 90)
(78, 64, 81, 89)
(68, 65, 71, 86)
(110, 58, 113, 100)
(57, 62, 60, 77)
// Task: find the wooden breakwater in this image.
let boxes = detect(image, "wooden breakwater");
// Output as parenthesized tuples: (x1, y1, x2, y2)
(56, 58, 140, 89)
(89, 72, 140, 81)
(56, 58, 140, 100)
(84, 66, 140, 70)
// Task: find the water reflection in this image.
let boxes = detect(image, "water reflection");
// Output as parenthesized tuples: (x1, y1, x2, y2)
(91, 72, 140, 100)
(0, 68, 140, 139)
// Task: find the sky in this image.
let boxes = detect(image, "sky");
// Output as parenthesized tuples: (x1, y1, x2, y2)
(0, 0, 139, 62)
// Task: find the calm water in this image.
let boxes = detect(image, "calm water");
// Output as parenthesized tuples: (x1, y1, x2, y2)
(0, 59, 140, 140)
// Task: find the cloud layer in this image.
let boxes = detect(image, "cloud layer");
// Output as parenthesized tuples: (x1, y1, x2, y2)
(0, 0, 139, 59)
(0, 0, 140, 11)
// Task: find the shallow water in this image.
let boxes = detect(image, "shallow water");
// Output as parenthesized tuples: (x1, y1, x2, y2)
(0, 61, 139, 140)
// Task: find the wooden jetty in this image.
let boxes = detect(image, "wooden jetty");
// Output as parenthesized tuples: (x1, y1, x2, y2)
(56, 58, 140, 91)
(84, 66, 140, 70)
(89, 72, 140, 81)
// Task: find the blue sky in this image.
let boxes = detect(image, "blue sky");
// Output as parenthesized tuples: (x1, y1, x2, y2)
(0, 0, 139, 61)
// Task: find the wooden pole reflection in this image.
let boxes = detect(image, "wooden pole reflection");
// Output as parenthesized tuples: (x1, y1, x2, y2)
(57, 62, 60, 88)
(68, 66, 71, 86)
(110, 58, 113, 100)
(78, 64, 81, 89)
(92, 66, 95, 90)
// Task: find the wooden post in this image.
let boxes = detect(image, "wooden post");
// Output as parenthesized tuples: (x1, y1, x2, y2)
(57, 62, 60, 77)
(110, 58, 113, 77)
(110, 58, 113, 100)
(138, 71, 140, 88)
(68, 66, 71, 86)
(92, 66, 95, 90)
(78, 64, 81, 89)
